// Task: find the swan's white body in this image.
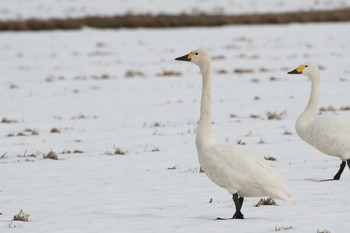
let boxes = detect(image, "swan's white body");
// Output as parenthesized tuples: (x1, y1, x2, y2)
(198, 143, 293, 200)
(176, 50, 293, 205)
(290, 62, 350, 161)
(296, 115, 350, 160)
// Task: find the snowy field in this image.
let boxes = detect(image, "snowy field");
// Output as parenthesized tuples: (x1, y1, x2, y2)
(1, 0, 350, 20)
(1, 21, 350, 232)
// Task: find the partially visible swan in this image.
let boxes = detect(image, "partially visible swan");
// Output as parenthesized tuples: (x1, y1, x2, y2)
(175, 50, 293, 219)
(288, 62, 350, 181)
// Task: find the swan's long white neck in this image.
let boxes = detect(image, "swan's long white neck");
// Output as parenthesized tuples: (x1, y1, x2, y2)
(299, 69, 320, 123)
(196, 62, 216, 152)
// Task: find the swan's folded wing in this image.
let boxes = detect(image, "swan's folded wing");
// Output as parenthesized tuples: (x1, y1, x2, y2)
(201, 144, 292, 199)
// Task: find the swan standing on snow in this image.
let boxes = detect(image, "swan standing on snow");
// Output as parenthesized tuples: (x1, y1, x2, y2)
(288, 62, 350, 181)
(175, 50, 293, 219)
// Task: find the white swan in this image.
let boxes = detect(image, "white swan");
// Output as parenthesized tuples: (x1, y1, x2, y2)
(288, 62, 350, 181)
(175, 50, 293, 219)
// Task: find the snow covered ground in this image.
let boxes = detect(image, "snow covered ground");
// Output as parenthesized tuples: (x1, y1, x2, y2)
(1, 22, 350, 232)
(1, 0, 350, 20)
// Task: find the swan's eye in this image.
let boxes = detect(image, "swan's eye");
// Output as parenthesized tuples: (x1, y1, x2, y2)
(305, 65, 308, 67)
(195, 53, 199, 55)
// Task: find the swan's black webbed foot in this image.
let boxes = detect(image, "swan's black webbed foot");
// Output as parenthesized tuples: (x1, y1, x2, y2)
(320, 161, 346, 181)
(319, 178, 338, 182)
(215, 211, 244, 220)
(215, 217, 231, 220)
(214, 193, 245, 220)
(232, 211, 244, 219)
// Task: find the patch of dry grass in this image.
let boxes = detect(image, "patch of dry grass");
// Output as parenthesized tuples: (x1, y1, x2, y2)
(114, 148, 126, 155)
(91, 74, 113, 80)
(167, 165, 177, 170)
(43, 151, 59, 160)
(255, 197, 277, 207)
(250, 114, 261, 119)
(216, 69, 228, 74)
(157, 70, 182, 77)
(274, 225, 294, 231)
(105, 146, 127, 155)
(9, 83, 19, 89)
(319, 105, 350, 112)
(151, 121, 165, 128)
(317, 230, 331, 233)
(13, 210, 30, 222)
(319, 105, 337, 112)
(71, 114, 98, 120)
(25, 129, 39, 135)
(267, 111, 286, 120)
(61, 149, 84, 154)
(283, 130, 293, 135)
(340, 106, 350, 111)
(229, 113, 238, 118)
(270, 76, 282, 81)
(46, 75, 65, 82)
(186, 167, 204, 173)
(264, 155, 277, 161)
(50, 128, 61, 133)
(259, 67, 270, 72)
(258, 137, 266, 144)
(1, 9, 350, 31)
(125, 70, 145, 78)
(17, 151, 39, 158)
(236, 139, 246, 145)
(0, 152, 7, 159)
(1, 117, 18, 123)
(7, 129, 39, 137)
(234, 68, 254, 74)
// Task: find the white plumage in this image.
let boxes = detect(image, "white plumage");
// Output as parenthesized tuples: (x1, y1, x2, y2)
(176, 49, 293, 219)
(199, 144, 293, 200)
(288, 62, 350, 180)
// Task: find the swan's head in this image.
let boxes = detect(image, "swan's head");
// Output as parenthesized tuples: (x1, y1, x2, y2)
(287, 62, 319, 78)
(175, 49, 211, 67)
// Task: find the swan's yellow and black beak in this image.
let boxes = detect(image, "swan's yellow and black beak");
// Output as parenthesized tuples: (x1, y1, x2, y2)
(175, 52, 194, 62)
(287, 65, 305, 74)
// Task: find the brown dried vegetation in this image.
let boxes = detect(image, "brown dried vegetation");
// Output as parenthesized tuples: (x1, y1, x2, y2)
(13, 210, 30, 222)
(274, 225, 294, 231)
(125, 70, 145, 78)
(234, 68, 254, 74)
(7, 129, 39, 137)
(255, 197, 277, 207)
(50, 128, 61, 133)
(1, 117, 17, 123)
(319, 105, 350, 112)
(43, 151, 59, 160)
(264, 155, 277, 161)
(157, 70, 182, 77)
(61, 149, 84, 154)
(2, 9, 350, 31)
(267, 111, 286, 120)
(216, 69, 228, 74)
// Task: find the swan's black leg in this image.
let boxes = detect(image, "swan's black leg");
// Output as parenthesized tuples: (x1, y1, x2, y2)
(347, 159, 350, 169)
(321, 161, 346, 181)
(232, 193, 244, 219)
(216, 193, 244, 220)
(333, 161, 346, 180)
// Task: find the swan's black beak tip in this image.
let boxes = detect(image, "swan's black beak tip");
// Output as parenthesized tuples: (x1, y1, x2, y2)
(175, 54, 191, 62)
(287, 69, 299, 74)
(287, 66, 304, 74)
